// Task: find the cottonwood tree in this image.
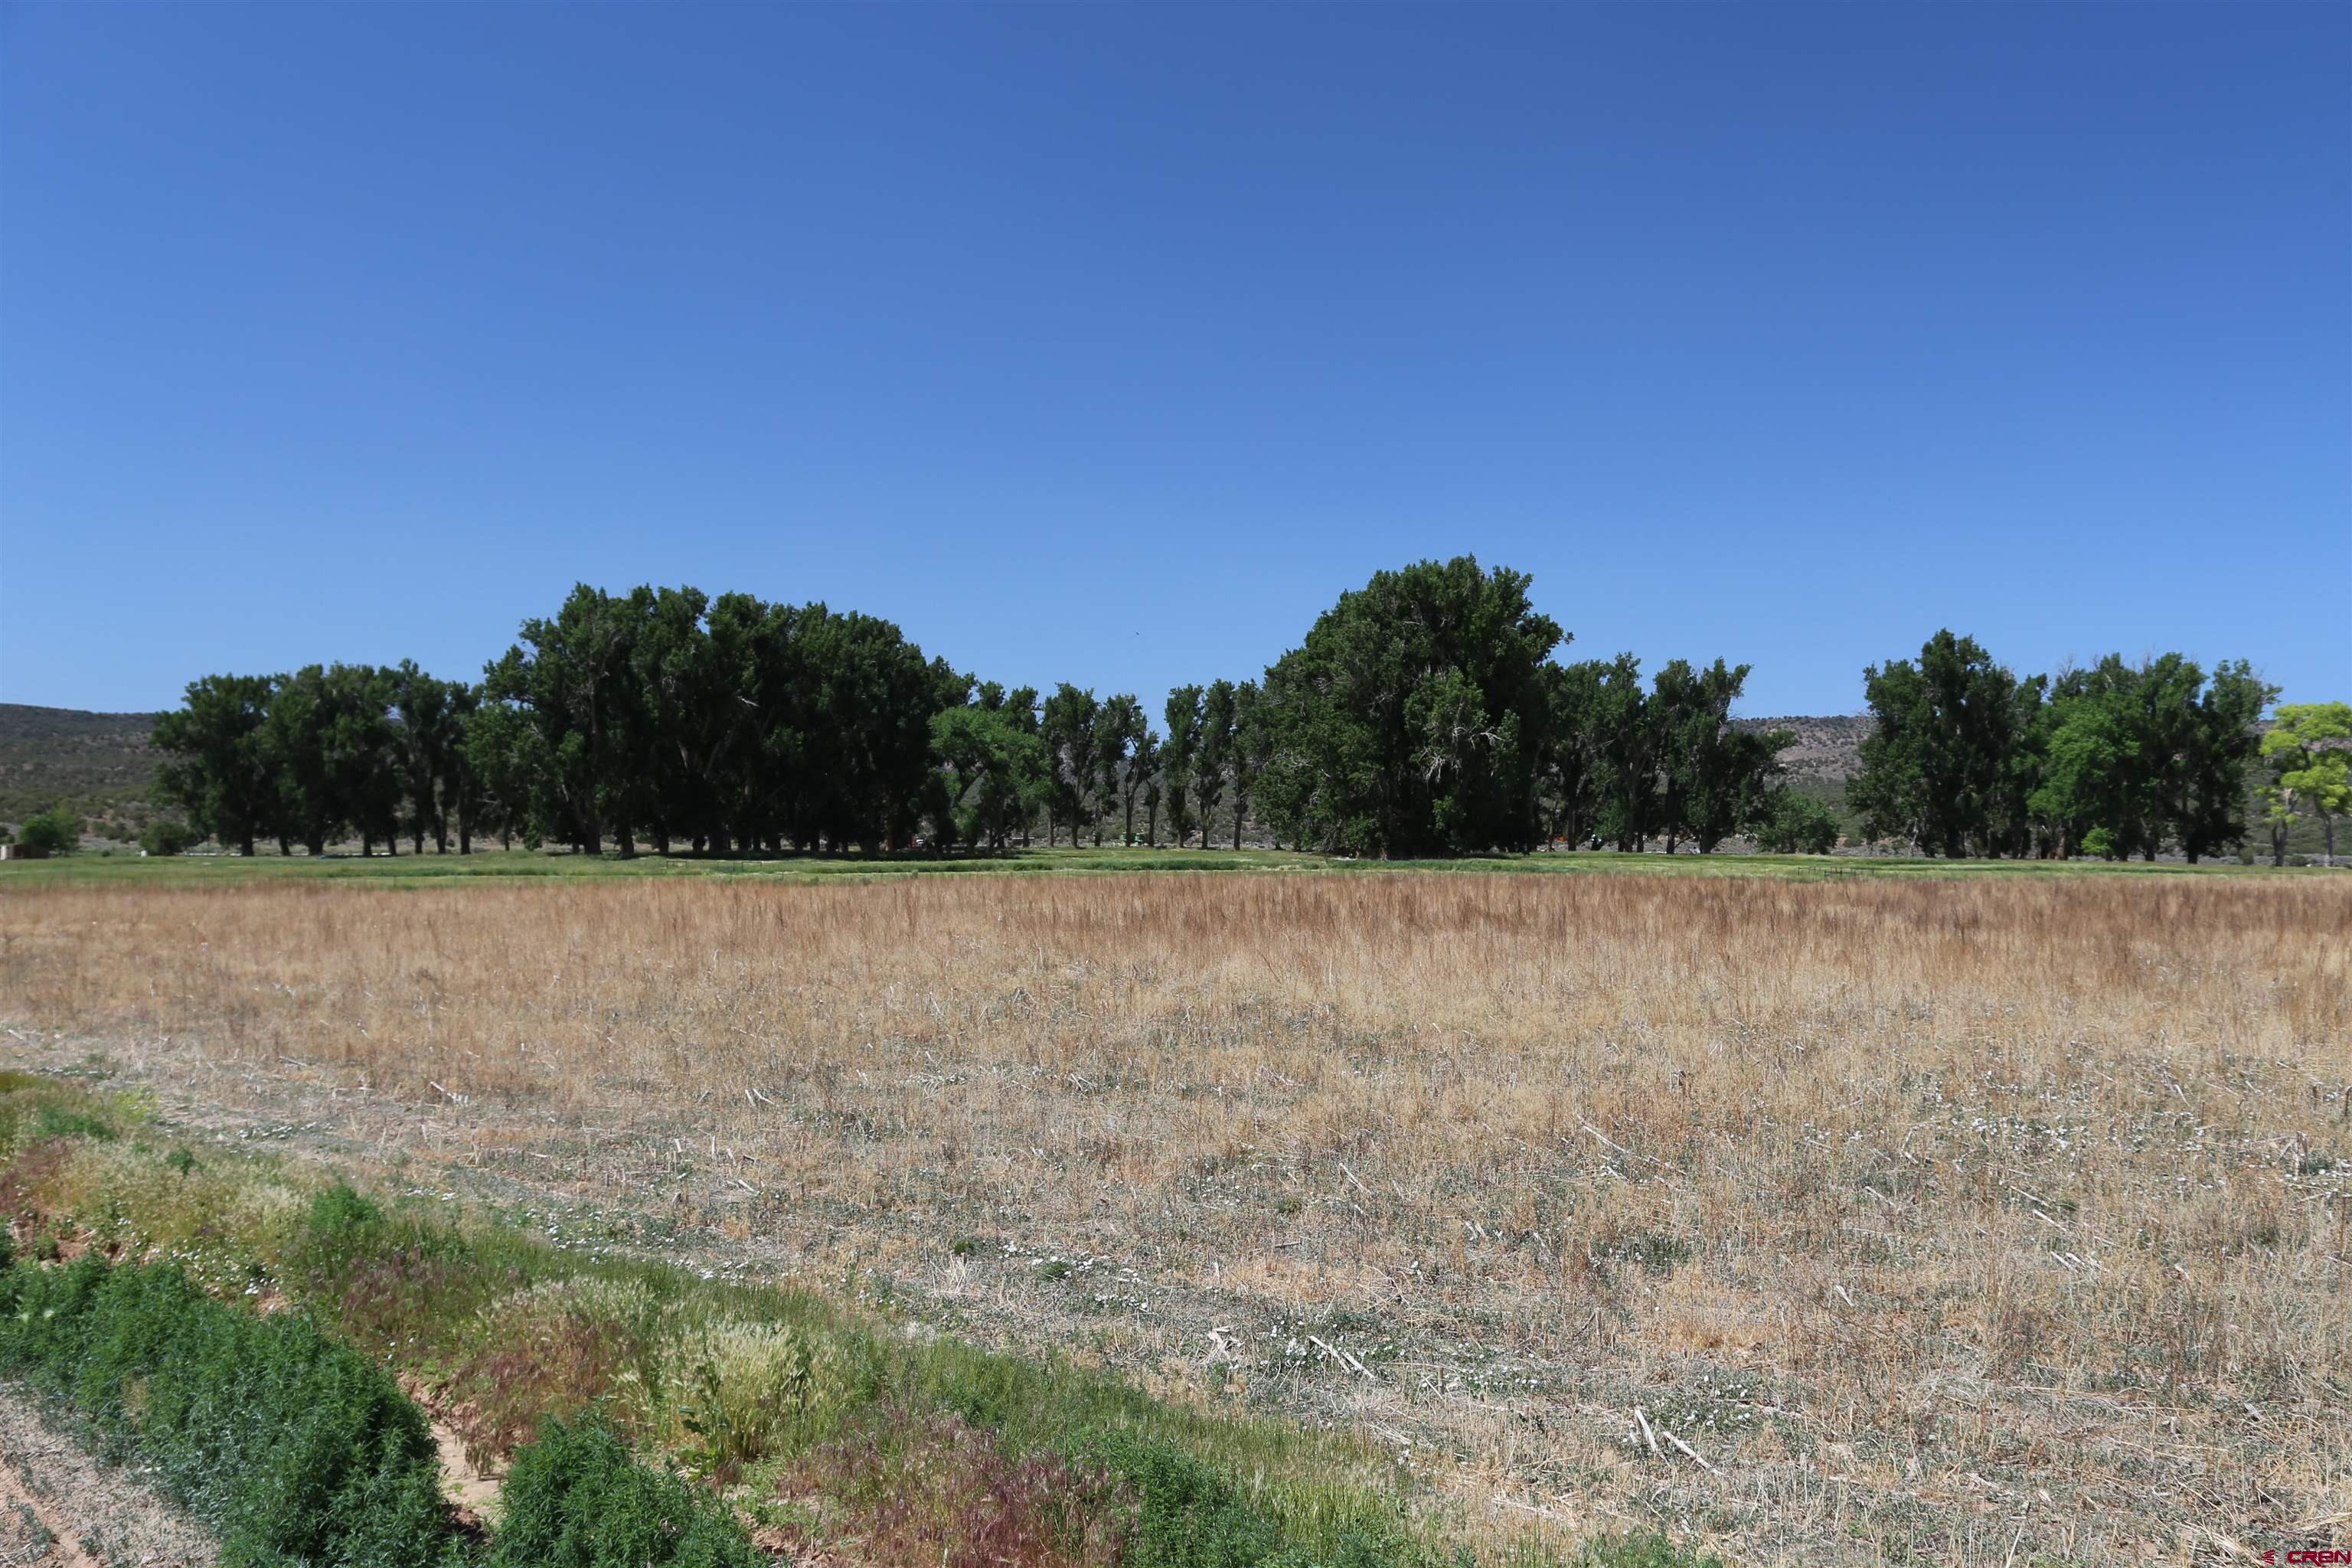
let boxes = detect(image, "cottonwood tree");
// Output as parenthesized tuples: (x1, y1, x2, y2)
(2262, 701, 2352, 865)
(1099, 693, 1152, 847)
(1250, 557, 1562, 856)
(932, 697, 1050, 851)
(1040, 686, 1099, 848)
(1230, 679, 1264, 850)
(1851, 631, 2039, 857)
(1194, 679, 1237, 848)
(1652, 659, 1786, 853)
(1161, 685, 1203, 848)
(1590, 655, 1658, 852)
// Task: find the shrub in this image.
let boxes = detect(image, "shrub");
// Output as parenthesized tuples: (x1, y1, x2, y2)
(665, 1319, 853, 1472)
(489, 1413, 764, 1568)
(1574, 1532, 1726, 1568)
(140, 818, 202, 856)
(0, 1257, 460, 1568)
(447, 1276, 665, 1468)
(1068, 1431, 1420, 1568)
(1753, 792, 1839, 855)
(780, 1407, 1129, 1568)
(11, 805, 81, 854)
(31, 1105, 116, 1143)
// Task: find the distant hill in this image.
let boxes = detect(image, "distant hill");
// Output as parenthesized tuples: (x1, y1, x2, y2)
(1736, 714, 1870, 783)
(0, 704, 164, 831)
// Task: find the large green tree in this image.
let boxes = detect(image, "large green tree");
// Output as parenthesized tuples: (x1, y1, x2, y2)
(1851, 631, 2040, 857)
(2262, 701, 2352, 865)
(1040, 685, 1100, 848)
(1250, 557, 1563, 856)
(932, 697, 1050, 852)
(1652, 659, 1786, 853)
(154, 674, 279, 858)
(1589, 655, 1657, 853)
(1161, 685, 1204, 848)
(258, 666, 341, 855)
(483, 585, 642, 854)
(1530, 661, 1605, 848)
(1098, 694, 1151, 847)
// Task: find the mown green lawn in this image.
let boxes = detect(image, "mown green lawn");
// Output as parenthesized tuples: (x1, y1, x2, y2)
(0, 841, 2322, 889)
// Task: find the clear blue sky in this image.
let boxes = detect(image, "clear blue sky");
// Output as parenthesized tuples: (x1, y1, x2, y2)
(3, 3, 2346, 717)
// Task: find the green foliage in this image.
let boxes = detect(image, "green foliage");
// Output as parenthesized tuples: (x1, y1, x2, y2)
(1570, 1532, 1726, 1568)
(1162, 685, 1204, 847)
(115, 567, 2321, 871)
(933, 697, 1052, 851)
(139, 817, 202, 855)
(152, 674, 277, 857)
(1753, 790, 1838, 854)
(11, 804, 82, 854)
(1252, 557, 1563, 856)
(2260, 701, 2352, 864)
(0, 1257, 459, 1568)
(32, 1104, 118, 1142)
(1042, 684, 1104, 847)
(489, 1415, 764, 1568)
(0, 704, 161, 831)
(1851, 630, 2042, 858)
(1857, 633, 2276, 861)
(1079, 1432, 1286, 1568)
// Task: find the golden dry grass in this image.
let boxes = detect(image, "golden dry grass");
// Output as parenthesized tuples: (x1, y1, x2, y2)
(5, 871, 2349, 1564)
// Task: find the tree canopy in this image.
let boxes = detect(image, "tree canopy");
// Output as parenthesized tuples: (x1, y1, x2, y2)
(145, 566, 2299, 864)
(1854, 632, 2277, 861)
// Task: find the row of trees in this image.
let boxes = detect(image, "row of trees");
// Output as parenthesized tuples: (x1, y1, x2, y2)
(149, 560, 1814, 859)
(149, 558, 2311, 863)
(1246, 558, 1808, 855)
(1848, 631, 2298, 861)
(153, 662, 481, 859)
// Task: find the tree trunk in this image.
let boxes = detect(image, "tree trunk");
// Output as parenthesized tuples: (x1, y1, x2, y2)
(240, 831, 256, 857)
(1233, 802, 1243, 851)
(1124, 796, 1135, 846)
(1148, 800, 1158, 848)
(412, 821, 425, 854)
(276, 834, 290, 857)
(361, 832, 373, 858)
(2328, 815, 2337, 867)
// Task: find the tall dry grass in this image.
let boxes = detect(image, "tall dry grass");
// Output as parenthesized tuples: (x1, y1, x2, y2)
(4, 872, 2348, 1563)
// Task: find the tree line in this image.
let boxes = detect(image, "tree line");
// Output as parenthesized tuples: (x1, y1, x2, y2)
(145, 557, 2314, 862)
(1847, 631, 2337, 863)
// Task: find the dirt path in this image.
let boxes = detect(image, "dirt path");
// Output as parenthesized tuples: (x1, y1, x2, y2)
(0, 1383, 216, 1568)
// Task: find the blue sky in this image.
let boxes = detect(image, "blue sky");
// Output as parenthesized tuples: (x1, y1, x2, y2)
(2, 4, 2345, 716)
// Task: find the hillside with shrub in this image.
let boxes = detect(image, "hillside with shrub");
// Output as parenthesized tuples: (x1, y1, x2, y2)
(0, 704, 162, 838)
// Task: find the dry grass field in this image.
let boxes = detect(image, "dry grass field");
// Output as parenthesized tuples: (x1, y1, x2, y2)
(3, 870, 2347, 1565)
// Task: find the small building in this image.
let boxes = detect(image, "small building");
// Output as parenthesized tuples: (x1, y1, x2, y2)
(0, 844, 50, 861)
